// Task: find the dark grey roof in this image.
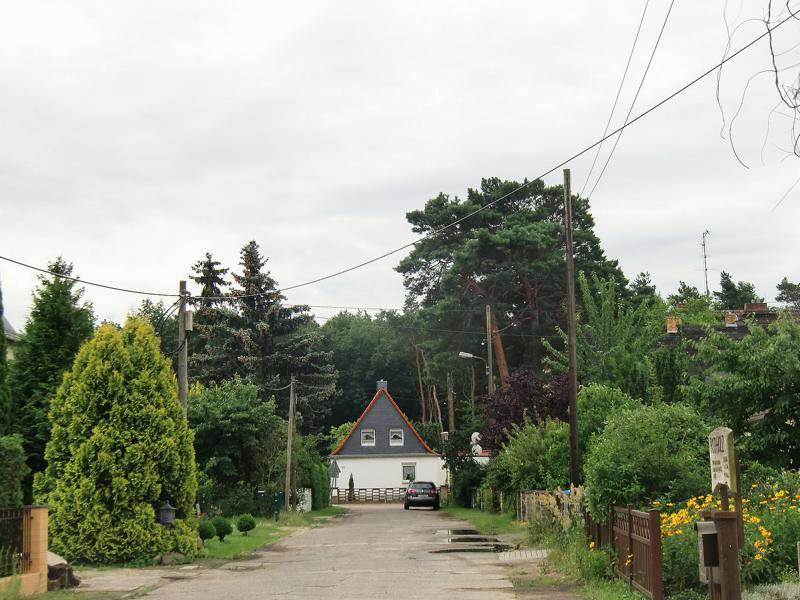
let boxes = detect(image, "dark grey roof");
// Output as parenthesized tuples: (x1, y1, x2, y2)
(331, 389, 436, 457)
(3, 316, 20, 342)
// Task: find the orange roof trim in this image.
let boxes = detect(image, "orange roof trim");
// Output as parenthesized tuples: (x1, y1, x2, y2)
(330, 388, 437, 456)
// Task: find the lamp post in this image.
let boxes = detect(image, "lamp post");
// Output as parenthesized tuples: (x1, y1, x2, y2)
(458, 351, 493, 395)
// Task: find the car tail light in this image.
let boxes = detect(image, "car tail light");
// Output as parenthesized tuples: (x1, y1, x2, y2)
(407, 489, 417, 496)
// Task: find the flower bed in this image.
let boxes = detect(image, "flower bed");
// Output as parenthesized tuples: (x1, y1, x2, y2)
(656, 477, 800, 597)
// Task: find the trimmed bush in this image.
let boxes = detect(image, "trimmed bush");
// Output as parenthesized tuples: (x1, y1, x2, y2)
(198, 520, 216, 541)
(311, 463, 330, 510)
(211, 516, 232, 541)
(34, 317, 198, 563)
(583, 403, 709, 517)
(236, 514, 256, 535)
(0, 435, 28, 507)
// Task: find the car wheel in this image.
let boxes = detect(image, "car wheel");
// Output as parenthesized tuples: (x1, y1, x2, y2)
(404, 503, 409, 510)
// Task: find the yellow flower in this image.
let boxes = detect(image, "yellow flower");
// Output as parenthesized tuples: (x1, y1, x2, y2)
(755, 554, 763, 560)
(751, 484, 758, 489)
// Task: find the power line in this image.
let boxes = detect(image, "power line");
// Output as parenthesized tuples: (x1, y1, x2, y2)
(580, 0, 652, 196)
(1, 11, 796, 302)
(585, 0, 677, 200)
(0, 255, 181, 297)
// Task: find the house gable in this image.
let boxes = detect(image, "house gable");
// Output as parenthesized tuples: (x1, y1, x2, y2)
(331, 388, 436, 456)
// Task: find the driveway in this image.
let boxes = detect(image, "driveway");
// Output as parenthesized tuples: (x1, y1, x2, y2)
(105, 504, 516, 599)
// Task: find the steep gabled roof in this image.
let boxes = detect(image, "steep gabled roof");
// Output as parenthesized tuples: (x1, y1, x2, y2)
(330, 387, 437, 456)
(3, 316, 20, 342)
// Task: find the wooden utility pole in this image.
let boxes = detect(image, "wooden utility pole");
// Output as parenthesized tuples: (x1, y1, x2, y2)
(563, 169, 581, 486)
(485, 304, 495, 395)
(284, 376, 296, 512)
(177, 280, 188, 412)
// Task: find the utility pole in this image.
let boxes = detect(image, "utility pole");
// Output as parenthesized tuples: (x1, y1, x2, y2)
(485, 305, 495, 395)
(563, 169, 581, 487)
(702, 230, 710, 297)
(284, 376, 296, 512)
(177, 280, 188, 413)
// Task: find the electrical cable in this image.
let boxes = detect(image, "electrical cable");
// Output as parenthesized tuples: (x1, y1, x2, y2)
(585, 0, 677, 200)
(1, 11, 796, 301)
(579, 0, 652, 196)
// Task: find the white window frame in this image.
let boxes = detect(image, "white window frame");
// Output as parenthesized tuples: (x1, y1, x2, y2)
(402, 462, 416, 481)
(389, 428, 404, 447)
(360, 428, 376, 447)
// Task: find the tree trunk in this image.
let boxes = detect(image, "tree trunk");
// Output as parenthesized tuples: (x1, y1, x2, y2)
(447, 371, 456, 435)
(415, 346, 427, 422)
(431, 385, 444, 439)
(469, 364, 476, 418)
(490, 310, 510, 388)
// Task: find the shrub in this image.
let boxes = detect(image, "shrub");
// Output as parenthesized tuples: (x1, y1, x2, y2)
(502, 418, 570, 492)
(211, 516, 232, 541)
(311, 463, 330, 510)
(583, 403, 709, 517)
(33, 318, 197, 563)
(0, 435, 28, 507)
(198, 520, 216, 541)
(576, 384, 641, 448)
(236, 514, 256, 535)
(347, 474, 355, 501)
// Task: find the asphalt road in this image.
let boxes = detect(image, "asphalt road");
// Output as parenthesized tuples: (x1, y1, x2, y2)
(144, 504, 515, 600)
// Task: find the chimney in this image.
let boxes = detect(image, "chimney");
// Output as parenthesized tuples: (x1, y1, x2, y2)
(376, 380, 387, 391)
(666, 315, 681, 334)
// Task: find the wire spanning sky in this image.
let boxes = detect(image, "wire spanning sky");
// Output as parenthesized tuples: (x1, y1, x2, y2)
(1, 1, 798, 328)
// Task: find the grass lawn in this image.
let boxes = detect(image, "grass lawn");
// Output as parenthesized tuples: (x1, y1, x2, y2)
(201, 507, 347, 561)
(441, 506, 524, 535)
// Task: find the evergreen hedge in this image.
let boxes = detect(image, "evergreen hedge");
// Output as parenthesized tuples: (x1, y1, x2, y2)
(35, 317, 197, 563)
(0, 435, 28, 507)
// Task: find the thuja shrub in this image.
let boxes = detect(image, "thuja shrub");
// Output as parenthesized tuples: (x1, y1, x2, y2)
(0, 434, 28, 507)
(34, 318, 198, 563)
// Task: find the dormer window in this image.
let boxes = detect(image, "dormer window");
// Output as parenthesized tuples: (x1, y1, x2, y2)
(361, 429, 376, 446)
(389, 429, 404, 446)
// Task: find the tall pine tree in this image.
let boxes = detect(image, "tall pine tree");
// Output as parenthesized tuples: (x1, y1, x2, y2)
(9, 258, 95, 499)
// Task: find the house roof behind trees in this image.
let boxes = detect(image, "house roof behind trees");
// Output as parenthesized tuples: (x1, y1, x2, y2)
(3, 316, 20, 342)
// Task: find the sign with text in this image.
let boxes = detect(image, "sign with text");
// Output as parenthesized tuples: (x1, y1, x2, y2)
(708, 427, 737, 492)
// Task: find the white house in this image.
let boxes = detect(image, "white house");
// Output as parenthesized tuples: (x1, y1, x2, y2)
(329, 381, 447, 490)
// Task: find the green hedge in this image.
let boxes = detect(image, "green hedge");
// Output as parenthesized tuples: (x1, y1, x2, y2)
(0, 435, 28, 507)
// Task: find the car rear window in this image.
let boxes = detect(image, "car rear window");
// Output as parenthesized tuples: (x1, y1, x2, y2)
(412, 482, 434, 489)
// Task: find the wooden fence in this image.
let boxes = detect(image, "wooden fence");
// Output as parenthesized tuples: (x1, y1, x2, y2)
(586, 506, 663, 600)
(0, 507, 32, 577)
(331, 486, 448, 504)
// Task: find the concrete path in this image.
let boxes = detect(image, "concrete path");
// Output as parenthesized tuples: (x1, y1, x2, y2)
(138, 505, 514, 599)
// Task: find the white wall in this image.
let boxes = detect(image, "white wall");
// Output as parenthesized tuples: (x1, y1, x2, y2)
(332, 455, 447, 489)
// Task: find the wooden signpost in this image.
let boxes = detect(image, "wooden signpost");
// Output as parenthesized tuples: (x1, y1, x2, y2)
(700, 427, 743, 600)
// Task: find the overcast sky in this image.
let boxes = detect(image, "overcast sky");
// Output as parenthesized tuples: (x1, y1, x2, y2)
(2, 1, 799, 330)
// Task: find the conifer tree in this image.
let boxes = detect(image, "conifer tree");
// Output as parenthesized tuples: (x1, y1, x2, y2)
(189, 252, 230, 308)
(191, 241, 336, 429)
(9, 258, 95, 498)
(35, 317, 197, 563)
(0, 279, 10, 435)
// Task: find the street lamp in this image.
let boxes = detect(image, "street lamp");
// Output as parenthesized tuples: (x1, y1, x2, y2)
(458, 352, 493, 394)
